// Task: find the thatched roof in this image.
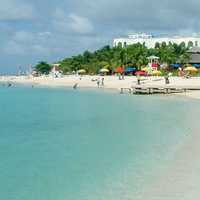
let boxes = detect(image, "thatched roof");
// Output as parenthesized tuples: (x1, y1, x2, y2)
(187, 47, 200, 63)
(187, 46, 200, 54)
(189, 54, 200, 64)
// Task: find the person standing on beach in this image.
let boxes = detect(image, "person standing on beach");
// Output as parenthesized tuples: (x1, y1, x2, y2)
(122, 69, 125, 80)
(97, 78, 100, 88)
(136, 74, 141, 85)
(164, 74, 170, 84)
(101, 77, 104, 86)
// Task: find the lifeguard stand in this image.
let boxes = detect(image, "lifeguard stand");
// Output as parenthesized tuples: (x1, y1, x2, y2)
(147, 55, 159, 70)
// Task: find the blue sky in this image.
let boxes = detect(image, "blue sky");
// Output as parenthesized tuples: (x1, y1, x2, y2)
(0, 0, 200, 73)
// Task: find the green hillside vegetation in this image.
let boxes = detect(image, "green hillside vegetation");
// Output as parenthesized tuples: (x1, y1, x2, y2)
(35, 42, 191, 74)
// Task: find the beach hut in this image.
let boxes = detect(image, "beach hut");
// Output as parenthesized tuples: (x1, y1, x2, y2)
(187, 47, 200, 65)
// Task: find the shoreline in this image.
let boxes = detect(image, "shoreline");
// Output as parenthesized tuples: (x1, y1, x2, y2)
(1, 75, 200, 99)
(137, 126, 200, 200)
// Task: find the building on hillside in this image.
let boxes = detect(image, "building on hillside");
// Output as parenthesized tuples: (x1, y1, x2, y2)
(113, 33, 200, 48)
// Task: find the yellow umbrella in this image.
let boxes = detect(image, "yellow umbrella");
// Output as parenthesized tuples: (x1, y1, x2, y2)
(184, 66, 198, 73)
(100, 68, 109, 73)
(142, 67, 149, 71)
(142, 67, 152, 74)
(152, 70, 162, 76)
(77, 69, 86, 74)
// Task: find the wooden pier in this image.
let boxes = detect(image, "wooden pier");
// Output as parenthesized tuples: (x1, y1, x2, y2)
(120, 86, 200, 95)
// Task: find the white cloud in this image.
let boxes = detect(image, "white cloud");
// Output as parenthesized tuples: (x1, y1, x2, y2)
(0, 0, 35, 21)
(3, 31, 54, 56)
(68, 13, 93, 34)
(53, 8, 94, 34)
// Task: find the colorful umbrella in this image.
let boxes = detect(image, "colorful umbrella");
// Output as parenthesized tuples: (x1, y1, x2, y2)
(115, 66, 124, 74)
(99, 68, 109, 73)
(135, 70, 148, 76)
(142, 67, 152, 74)
(152, 70, 162, 76)
(125, 67, 136, 73)
(77, 69, 86, 74)
(184, 67, 198, 73)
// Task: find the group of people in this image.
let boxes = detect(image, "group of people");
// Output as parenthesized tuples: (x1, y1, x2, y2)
(97, 77, 104, 87)
(136, 73, 171, 85)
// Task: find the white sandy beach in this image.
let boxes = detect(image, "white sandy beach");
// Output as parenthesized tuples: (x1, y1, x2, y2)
(1, 75, 200, 99)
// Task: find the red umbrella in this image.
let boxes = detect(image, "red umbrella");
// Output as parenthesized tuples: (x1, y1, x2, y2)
(135, 70, 148, 76)
(115, 66, 124, 74)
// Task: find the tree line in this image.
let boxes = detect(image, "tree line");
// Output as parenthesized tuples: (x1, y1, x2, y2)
(35, 42, 191, 74)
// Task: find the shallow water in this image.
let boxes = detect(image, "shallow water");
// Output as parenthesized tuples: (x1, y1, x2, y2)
(0, 85, 199, 200)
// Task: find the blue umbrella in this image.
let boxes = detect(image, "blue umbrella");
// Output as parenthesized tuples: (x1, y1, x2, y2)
(125, 67, 137, 73)
(170, 64, 181, 69)
(192, 64, 200, 68)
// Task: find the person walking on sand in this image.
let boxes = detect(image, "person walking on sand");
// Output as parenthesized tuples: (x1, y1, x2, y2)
(97, 78, 100, 88)
(136, 74, 141, 85)
(164, 74, 170, 84)
(101, 77, 104, 86)
(122, 71, 125, 80)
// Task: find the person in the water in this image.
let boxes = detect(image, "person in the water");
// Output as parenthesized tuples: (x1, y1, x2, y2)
(73, 83, 78, 89)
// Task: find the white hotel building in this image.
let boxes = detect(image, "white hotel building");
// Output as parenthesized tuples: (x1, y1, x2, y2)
(113, 33, 200, 48)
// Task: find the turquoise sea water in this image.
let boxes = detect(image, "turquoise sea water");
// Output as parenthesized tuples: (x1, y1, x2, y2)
(0, 85, 199, 200)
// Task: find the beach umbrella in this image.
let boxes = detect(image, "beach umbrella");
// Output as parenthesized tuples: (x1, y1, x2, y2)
(170, 64, 181, 69)
(152, 70, 162, 76)
(99, 68, 109, 73)
(125, 67, 136, 73)
(77, 69, 86, 74)
(142, 67, 152, 74)
(184, 66, 198, 73)
(135, 70, 148, 76)
(115, 66, 124, 74)
(142, 67, 148, 71)
(192, 64, 200, 68)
